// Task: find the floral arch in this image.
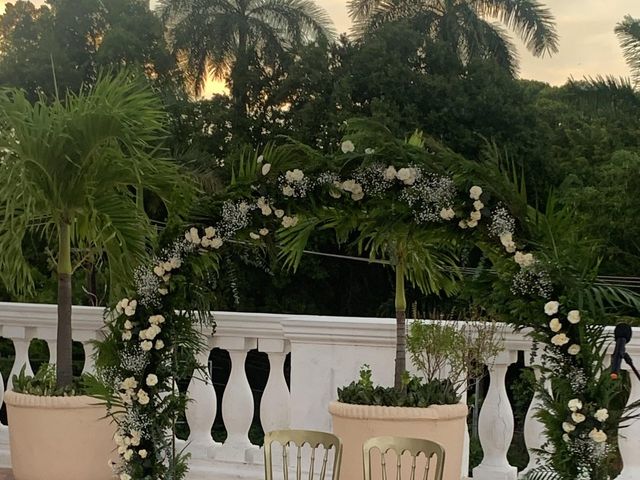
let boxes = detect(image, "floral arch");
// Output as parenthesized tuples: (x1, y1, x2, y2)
(96, 121, 633, 480)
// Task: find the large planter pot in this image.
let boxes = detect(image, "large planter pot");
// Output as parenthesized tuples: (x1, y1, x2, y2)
(329, 401, 468, 480)
(5, 391, 117, 480)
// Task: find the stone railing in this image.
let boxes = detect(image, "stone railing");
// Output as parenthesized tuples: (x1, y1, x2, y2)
(0, 302, 638, 480)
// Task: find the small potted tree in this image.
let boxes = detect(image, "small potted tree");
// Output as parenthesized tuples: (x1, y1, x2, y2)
(0, 72, 183, 480)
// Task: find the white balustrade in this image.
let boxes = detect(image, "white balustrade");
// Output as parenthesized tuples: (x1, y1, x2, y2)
(258, 338, 291, 433)
(473, 350, 518, 480)
(213, 336, 260, 463)
(0, 302, 640, 480)
(185, 336, 219, 459)
(617, 353, 640, 480)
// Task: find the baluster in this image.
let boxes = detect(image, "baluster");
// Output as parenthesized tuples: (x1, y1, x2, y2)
(214, 336, 259, 463)
(259, 339, 291, 433)
(618, 354, 640, 480)
(81, 341, 95, 375)
(519, 358, 546, 478)
(47, 340, 57, 366)
(472, 350, 518, 480)
(185, 337, 219, 459)
(5, 327, 33, 391)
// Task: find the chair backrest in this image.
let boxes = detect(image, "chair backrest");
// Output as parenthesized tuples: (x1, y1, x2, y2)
(264, 429, 343, 480)
(363, 436, 445, 480)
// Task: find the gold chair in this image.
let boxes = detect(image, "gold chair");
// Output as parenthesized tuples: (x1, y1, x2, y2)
(264, 429, 343, 480)
(363, 436, 445, 480)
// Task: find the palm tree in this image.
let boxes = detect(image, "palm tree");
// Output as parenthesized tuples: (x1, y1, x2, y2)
(348, 0, 559, 74)
(160, 0, 335, 113)
(616, 15, 640, 86)
(0, 72, 183, 388)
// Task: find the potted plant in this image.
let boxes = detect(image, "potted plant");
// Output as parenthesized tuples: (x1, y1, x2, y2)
(0, 72, 182, 480)
(329, 311, 502, 480)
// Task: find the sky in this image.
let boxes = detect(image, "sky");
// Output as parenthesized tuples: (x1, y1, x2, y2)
(2, 0, 640, 88)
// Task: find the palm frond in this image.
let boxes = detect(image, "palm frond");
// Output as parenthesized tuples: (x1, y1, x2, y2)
(615, 15, 640, 86)
(478, 0, 559, 57)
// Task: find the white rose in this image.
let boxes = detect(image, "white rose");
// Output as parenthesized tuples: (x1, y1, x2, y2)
(121, 377, 138, 391)
(155, 339, 165, 350)
(257, 155, 264, 163)
(162, 261, 172, 272)
(204, 227, 216, 239)
(149, 315, 165, 325)
(469, 186, 483, 200)
(120, 474, 132, 480)
(282, 216, 299, 228)
(274, 209, 285, 218)
(365, 148, 375, 154)
(594, 408, 609, 422)
(201, 237, 212, 248)
(567, 310, 581, 324)
(285, 169, 304, 183)
(470, 210, 482, 221)
(210, 238, 223, 249)
(589, 428, 607, 443)
(188, 227, 200, 245)
(249, 232, 260, 240)
(261, 163, 271, 175)
(396, 167, 417, 185)
(551, 333, 569, 346)
(261, 205, 272, 216)
(130, 431, 141, 446)
(568, 398, 583, 412)
(122, 331, 132, 341)
(473, 200, 484, 211)
(549, 318, 562, 332)
(115, 298, 128, 314)
(140, 340, 153, 351)
(341, 179, 357, 192)
(146, 374, 158, 387)
(352, 191, 364, 201)
(341, 140, 355, 153)
(329, 189, 342, 199)
(568, 344, 581, 355)
(563, 433, 570, 443)
(459, 220, 468, 229)
(137, 390, 150, 405)
(282, 185, 295, 197)
(123, 449, 134, 461)
(138, 449, 148, 459)
(572, 412, 586, 424)
(124, 320, 133, 330)
(259, 228, 269, 236)
(499, 232, 513, 246)
(562, 422, 576, 433)
(544, 301, 560, 316)
(162, 274, 171, 283)
(514, 251, 535, 268)
(467, 219, 478, 228)
(439, 207, 455, 220)
(158, 288, 168, 295)
(124, 299, 137, 317)
(383, 166, 397, 181)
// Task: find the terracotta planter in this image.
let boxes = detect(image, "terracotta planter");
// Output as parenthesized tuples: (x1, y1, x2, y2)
(5, 391, 117, 480)
(329, 401, 468, 480)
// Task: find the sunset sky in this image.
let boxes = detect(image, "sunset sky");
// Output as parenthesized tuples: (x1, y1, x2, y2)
(2, 0, 639, 91)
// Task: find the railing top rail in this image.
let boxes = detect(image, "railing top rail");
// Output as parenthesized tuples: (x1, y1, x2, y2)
(0, 302, 638, 354)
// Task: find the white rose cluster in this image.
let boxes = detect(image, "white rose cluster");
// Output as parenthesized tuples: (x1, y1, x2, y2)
(116, 298, 137, 317)
(281, 215, 299, 228)
(185, 226, 223, 250)
(341, 179, 364, 201)
(459, 186, 484, 229)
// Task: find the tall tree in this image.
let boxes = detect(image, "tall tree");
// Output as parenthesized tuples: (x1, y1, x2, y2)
(615, 15, 640, 86)
(0, 72, 183, 387)
(159, 0, 335, 115)
(348, 0, 559, 74)
(0, 0, 177, 97)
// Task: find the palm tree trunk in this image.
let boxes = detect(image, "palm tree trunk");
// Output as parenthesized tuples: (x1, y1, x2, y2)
(57, 221, 73, 388)
(394, 265, 406, 391)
